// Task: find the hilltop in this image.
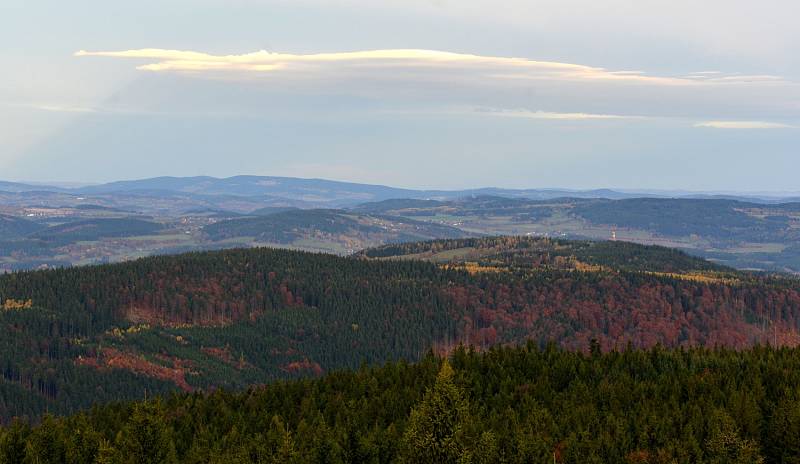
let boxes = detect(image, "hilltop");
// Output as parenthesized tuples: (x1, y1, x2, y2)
(356, 196, 800, 272)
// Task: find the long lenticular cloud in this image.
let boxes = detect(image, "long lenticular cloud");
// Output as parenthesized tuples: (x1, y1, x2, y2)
(75, 48, 700, 85)
(72, 48, 798, 127)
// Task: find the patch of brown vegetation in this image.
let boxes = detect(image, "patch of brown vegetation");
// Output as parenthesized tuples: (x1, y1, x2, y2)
(76, 347, 194, 391)
(625, 450, 652, 463)
(281, 358, 323, 376)
(2, 299, 33, 311)
(202, 346, 234, 363)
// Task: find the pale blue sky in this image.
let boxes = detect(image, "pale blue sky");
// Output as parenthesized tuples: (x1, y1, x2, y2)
(1, 0, 799, 190)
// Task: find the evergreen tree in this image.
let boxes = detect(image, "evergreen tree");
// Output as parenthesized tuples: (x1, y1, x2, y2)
(706, 411, 764, 464)
(113, 402, 178, 464)
(0, 421, 30, 464)
(401, 359, 478, 463)
(767, 397, 800, 463)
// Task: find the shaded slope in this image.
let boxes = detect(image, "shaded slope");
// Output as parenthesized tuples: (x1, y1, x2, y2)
(0, 215, 44, 239)
(29, 218, 164, 245)
(571, 198, 796, 241)
(203, 209, 467, 248)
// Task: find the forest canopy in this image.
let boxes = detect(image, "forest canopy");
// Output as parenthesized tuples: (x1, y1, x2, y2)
(3, 344, 800, 463)
(1, 237, 799, 425)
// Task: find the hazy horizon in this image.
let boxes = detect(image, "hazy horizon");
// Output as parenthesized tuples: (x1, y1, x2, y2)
(4, 174, 800, 197)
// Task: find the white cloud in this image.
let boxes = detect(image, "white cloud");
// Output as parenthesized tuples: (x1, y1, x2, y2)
(76, 48, 707, 86)
(683, 74, 786, 84)
(473, 107, 644, 121)
(31, 105, 98, 114)
(71, 48, 800, 127)
(694, 121, 795, 129)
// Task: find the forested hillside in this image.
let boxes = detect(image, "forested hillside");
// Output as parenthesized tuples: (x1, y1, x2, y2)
(4, 344, 800, 463)
(570, 198, 800, 242)
(4, 191, 800, 271)
(357, 196, 800, 245)
(202, 209, 466, 252)
(354, 196, 800, 272)
(1, 237, 800, 422)
(0, 215, 44, 239)
(360, 236, 731, 273)
(29, 218, 164, 245)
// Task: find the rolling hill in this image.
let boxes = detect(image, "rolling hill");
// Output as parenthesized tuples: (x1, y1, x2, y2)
(354, 196, 800, 272)
(75, 175, 421, 206)
(1, 237, 799, 422)
(29, 218, 165, 246)
(0, 215, 45, 239)
(0, 181, 63, 193)
(60, 175, 800, 205)
(361, 236, 731, 273)
(203, 209, 468, 252)
(356, 196, 800, 242)
(3, 176, 800, 272)
(570, 198, 800, 241)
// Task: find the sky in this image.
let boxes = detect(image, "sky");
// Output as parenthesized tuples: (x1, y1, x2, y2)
(1, 0, 799, 191)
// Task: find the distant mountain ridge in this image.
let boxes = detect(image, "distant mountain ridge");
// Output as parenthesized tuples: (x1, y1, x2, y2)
(2, 181, 800, 272)
(0, 180, 69, 193)
(74, 176, 419, 206)
(4, 175, 800, 207)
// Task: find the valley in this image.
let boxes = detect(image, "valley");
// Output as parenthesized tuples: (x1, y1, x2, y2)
(2, 178, 799, 273)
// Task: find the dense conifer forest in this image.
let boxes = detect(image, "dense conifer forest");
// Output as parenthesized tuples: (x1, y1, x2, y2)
(1, 237, 799, 426)
(3, 344, 800, 463)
